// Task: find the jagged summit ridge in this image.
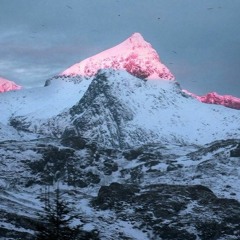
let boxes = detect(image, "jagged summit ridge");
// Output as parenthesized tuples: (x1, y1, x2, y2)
(61, 33, 174, 80)
(0, 77, 21, 93)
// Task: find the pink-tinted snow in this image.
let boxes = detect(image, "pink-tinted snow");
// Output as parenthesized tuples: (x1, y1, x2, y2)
(183, 90, 240, 110)
(61, 32, 240, 110)
(199, 92, 240, 110)
(61, 33, 175, 80)
(0, 77, 22, 93)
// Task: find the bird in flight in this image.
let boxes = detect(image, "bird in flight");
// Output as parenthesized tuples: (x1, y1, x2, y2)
(66, 5, 72, 10)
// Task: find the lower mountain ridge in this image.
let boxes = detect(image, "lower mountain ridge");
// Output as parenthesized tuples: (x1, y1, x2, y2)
(0, 69, 239, 239)
(8, 69, 240, 148)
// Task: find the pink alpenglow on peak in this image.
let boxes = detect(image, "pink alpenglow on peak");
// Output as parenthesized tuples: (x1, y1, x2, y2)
(61, 33, 174, 80)
(199, 92, 240, 110)
(183, 90, 240, 110)
(0, 77, 22, 93)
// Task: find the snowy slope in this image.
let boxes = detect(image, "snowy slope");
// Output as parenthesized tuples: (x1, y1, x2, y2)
(0, 136, 239, 239)
(0, 76, 91, 124)
(61, 33, 174, 80)
(0, 76, 21, 93)
(61, 70, 240, 147)
(8, 69, 239, 148)
(0, 76, 92, 141)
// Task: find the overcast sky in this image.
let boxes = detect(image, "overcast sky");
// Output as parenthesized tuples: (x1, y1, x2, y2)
(0, 0, 240, 96)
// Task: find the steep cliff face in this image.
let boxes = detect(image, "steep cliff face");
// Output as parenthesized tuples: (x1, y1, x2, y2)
(61, 33, 174, 80)
(0, 77, 21, 93)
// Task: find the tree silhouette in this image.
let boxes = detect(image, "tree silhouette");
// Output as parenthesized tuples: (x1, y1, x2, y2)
(35, 186, 99, 240)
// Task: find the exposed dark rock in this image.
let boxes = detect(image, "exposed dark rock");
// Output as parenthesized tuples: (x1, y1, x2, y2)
(61, 136, 89, 149)
(64, 71, 134, 149)
(123, 148, 143, 160)
(93, 183, 240, 239)
(9, 116, 32, 132)
(230, 144, 240, 157)
(103, 159, 118, 175)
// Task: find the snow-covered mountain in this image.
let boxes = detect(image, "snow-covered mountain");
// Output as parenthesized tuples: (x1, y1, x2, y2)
(61, 33, 174, 80)
(61, 32, 240, 110)
(1, 33, 239, 146)
(0, 33, 240, 239)
(7, 69, 239, 148)
(0, 76, 21, 93)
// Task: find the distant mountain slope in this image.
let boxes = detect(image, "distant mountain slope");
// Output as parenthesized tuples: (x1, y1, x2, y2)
(183, 90, 240, 110)
(199, 92, 240, 109)
(0, 76, 21, 93)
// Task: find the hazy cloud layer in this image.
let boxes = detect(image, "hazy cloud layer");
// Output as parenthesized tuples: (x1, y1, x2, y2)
(0, 0, 239, 96)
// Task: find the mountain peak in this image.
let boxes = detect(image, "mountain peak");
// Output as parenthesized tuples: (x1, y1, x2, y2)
(0, 77, 22, 93)
(126, 32, 148, 46)
(61, 33, 174, 80)
(129, 32, 144, 40)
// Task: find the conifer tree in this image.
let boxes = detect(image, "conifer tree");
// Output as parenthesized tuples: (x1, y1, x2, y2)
(35, 186, 81, 240)
(35, 188, 99, 240)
